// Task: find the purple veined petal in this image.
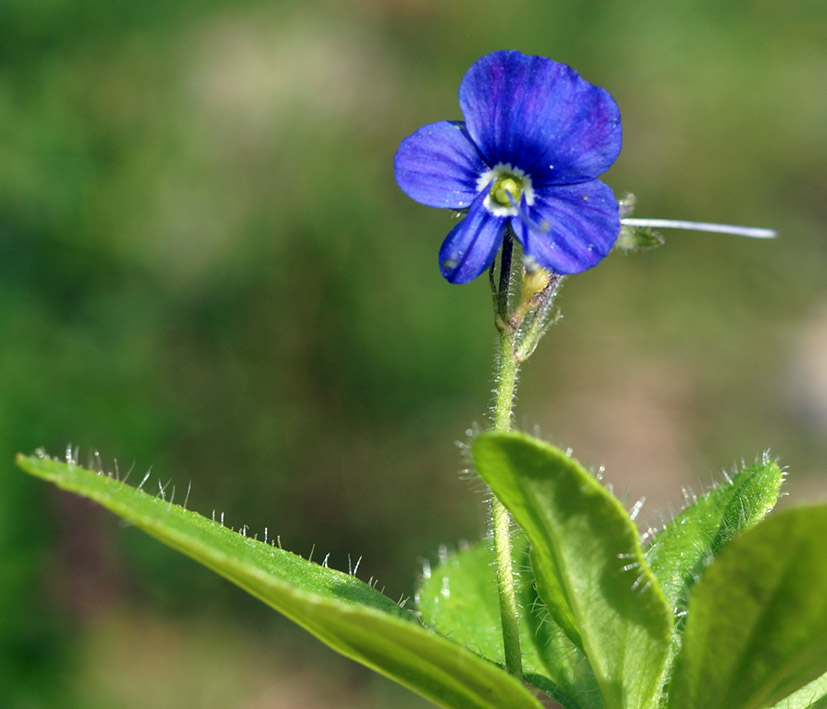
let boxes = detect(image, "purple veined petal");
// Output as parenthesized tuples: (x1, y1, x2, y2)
(510, 180, 620, 275)
(394, 121, 488, 209)
(459, 50, 621, 187)
(439, 188, 506, 283)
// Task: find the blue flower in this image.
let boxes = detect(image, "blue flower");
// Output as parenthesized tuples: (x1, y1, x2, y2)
(394, 50, 622, 284)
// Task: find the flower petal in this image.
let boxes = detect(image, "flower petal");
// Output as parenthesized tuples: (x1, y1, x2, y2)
(439, 188, 506, 283)
(459, 50, 621, 186)
(511, 180, 619, 274)
(394, 121, 488, 209)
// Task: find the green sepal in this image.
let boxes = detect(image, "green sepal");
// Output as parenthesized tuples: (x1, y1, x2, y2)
(618, 192, 637, 218)
(614, 225, 665, 252)
(471, 432, 672, 709)
(16, 453, 545, 709)
(670, 505, 827, 709)
(615, 193, 664, 252)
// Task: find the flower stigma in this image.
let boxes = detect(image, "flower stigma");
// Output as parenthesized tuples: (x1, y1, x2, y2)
(493, 177, 521, 206)
(477, 163, 535, 217)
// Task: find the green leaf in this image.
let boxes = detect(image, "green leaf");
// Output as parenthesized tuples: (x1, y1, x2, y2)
(646, 456, 784, 617)
(472, 432, 672, 709)
(416, 538, 538, 669)
(670, 505, 827, 709)
(16, 453, 545, 709)
(519, 565, 605, 709)
(416, 536, 602, 709)
(771, 672, 827, 709)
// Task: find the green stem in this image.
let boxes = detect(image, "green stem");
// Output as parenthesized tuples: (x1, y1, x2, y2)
(493, 327, 519, 432)
(487, 233, 562, 678)
(490, 246, 523, 678)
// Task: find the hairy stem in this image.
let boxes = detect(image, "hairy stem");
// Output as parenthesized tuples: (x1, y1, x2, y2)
(491, 324, 523, 677)
(489, 233, 523, 677)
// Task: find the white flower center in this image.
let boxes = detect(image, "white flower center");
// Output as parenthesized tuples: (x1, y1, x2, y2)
(476, 163, 535, 217)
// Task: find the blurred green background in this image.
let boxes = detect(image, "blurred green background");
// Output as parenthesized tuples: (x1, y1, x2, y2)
(2, 0, 825, 706)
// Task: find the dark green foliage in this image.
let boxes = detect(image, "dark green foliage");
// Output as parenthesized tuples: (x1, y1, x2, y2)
(670, 507, 827, 709)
